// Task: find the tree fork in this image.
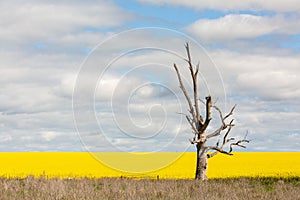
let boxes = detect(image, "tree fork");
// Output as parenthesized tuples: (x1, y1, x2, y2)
(173, 43, 249, 180)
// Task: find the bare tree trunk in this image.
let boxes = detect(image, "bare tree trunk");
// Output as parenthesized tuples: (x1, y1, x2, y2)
(195, 142, 208, 180)
(173, 43, 249, 180)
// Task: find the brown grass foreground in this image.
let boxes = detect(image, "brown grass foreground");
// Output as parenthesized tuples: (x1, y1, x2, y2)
(0, 177, 299, 200)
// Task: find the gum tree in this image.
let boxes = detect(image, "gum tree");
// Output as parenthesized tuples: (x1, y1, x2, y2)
(173, 43, 249, 180)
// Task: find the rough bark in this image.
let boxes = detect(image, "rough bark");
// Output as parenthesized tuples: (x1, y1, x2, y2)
(195, 143, 208, 180)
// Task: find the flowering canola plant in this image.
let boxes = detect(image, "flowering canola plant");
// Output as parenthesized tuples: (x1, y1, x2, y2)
(0, 152, 299, 179)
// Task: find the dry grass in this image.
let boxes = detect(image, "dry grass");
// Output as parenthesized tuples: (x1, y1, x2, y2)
(0, 177, 299, 200)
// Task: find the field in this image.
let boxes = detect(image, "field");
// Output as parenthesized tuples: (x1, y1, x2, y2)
(0, 152, 300, 179)
(1, 152, 300, 199)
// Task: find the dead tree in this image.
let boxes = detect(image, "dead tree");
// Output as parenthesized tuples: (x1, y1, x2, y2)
(173, 43, 249, 180)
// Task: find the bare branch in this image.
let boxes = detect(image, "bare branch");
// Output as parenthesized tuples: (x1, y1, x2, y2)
(207, 152, 218, 158)
(176, 112, 198, 134)
(205, 103, 241, 158)
(201, 96, 212, 131)
(207, 104, 236, 139)
(206, 120, 234, 158)
(206, 126, 223, 139)
(186, 115, 198, 134)
(195, 62, 200, 76)
(222, 119, 234, 146)
(224, 126, 235, 149)
(184, 43, 202, 125)
(206, 146, 233, 156)
(244, 130, 249, 140)
(212, 105, 224, 126)
(173, 64, 196, 122)
(213, 104, 236, 125)
(229, 139, 250, 153)
(207, 139, 219, 158)
(224, 104, 237, 120)
(214, 97, 219, 104)
(207, 126, 250, 158)
(185, 43, 192, 65)
(199, 98, 205, 105)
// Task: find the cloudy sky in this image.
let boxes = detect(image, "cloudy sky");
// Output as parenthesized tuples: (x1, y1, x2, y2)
(1, 0, 299, 152)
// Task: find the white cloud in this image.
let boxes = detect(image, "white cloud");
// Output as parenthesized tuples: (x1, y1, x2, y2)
(0, 134, 12, 142)
(95, 73, 144, 101)
(233, 99, 300, 151)
(54, 73, 78, 98)
(0, 0, 132, 45)
(200, 48, 300, 151)
(42, 131, 57, 142)
(0, 0, 133, 151)
(186, 14, 300, 42)
(209, 49, 300, 101)
(186, 14, 277, 41)
(237, 71, 300, 100)
(137, 0, 300, 12)
(0, 0, 299, 152)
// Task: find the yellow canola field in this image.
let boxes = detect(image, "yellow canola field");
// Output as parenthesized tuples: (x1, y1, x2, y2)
(0, 152, 299, 179)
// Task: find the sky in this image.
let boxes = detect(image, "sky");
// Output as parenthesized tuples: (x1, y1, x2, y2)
(0, 0, 300, 152)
